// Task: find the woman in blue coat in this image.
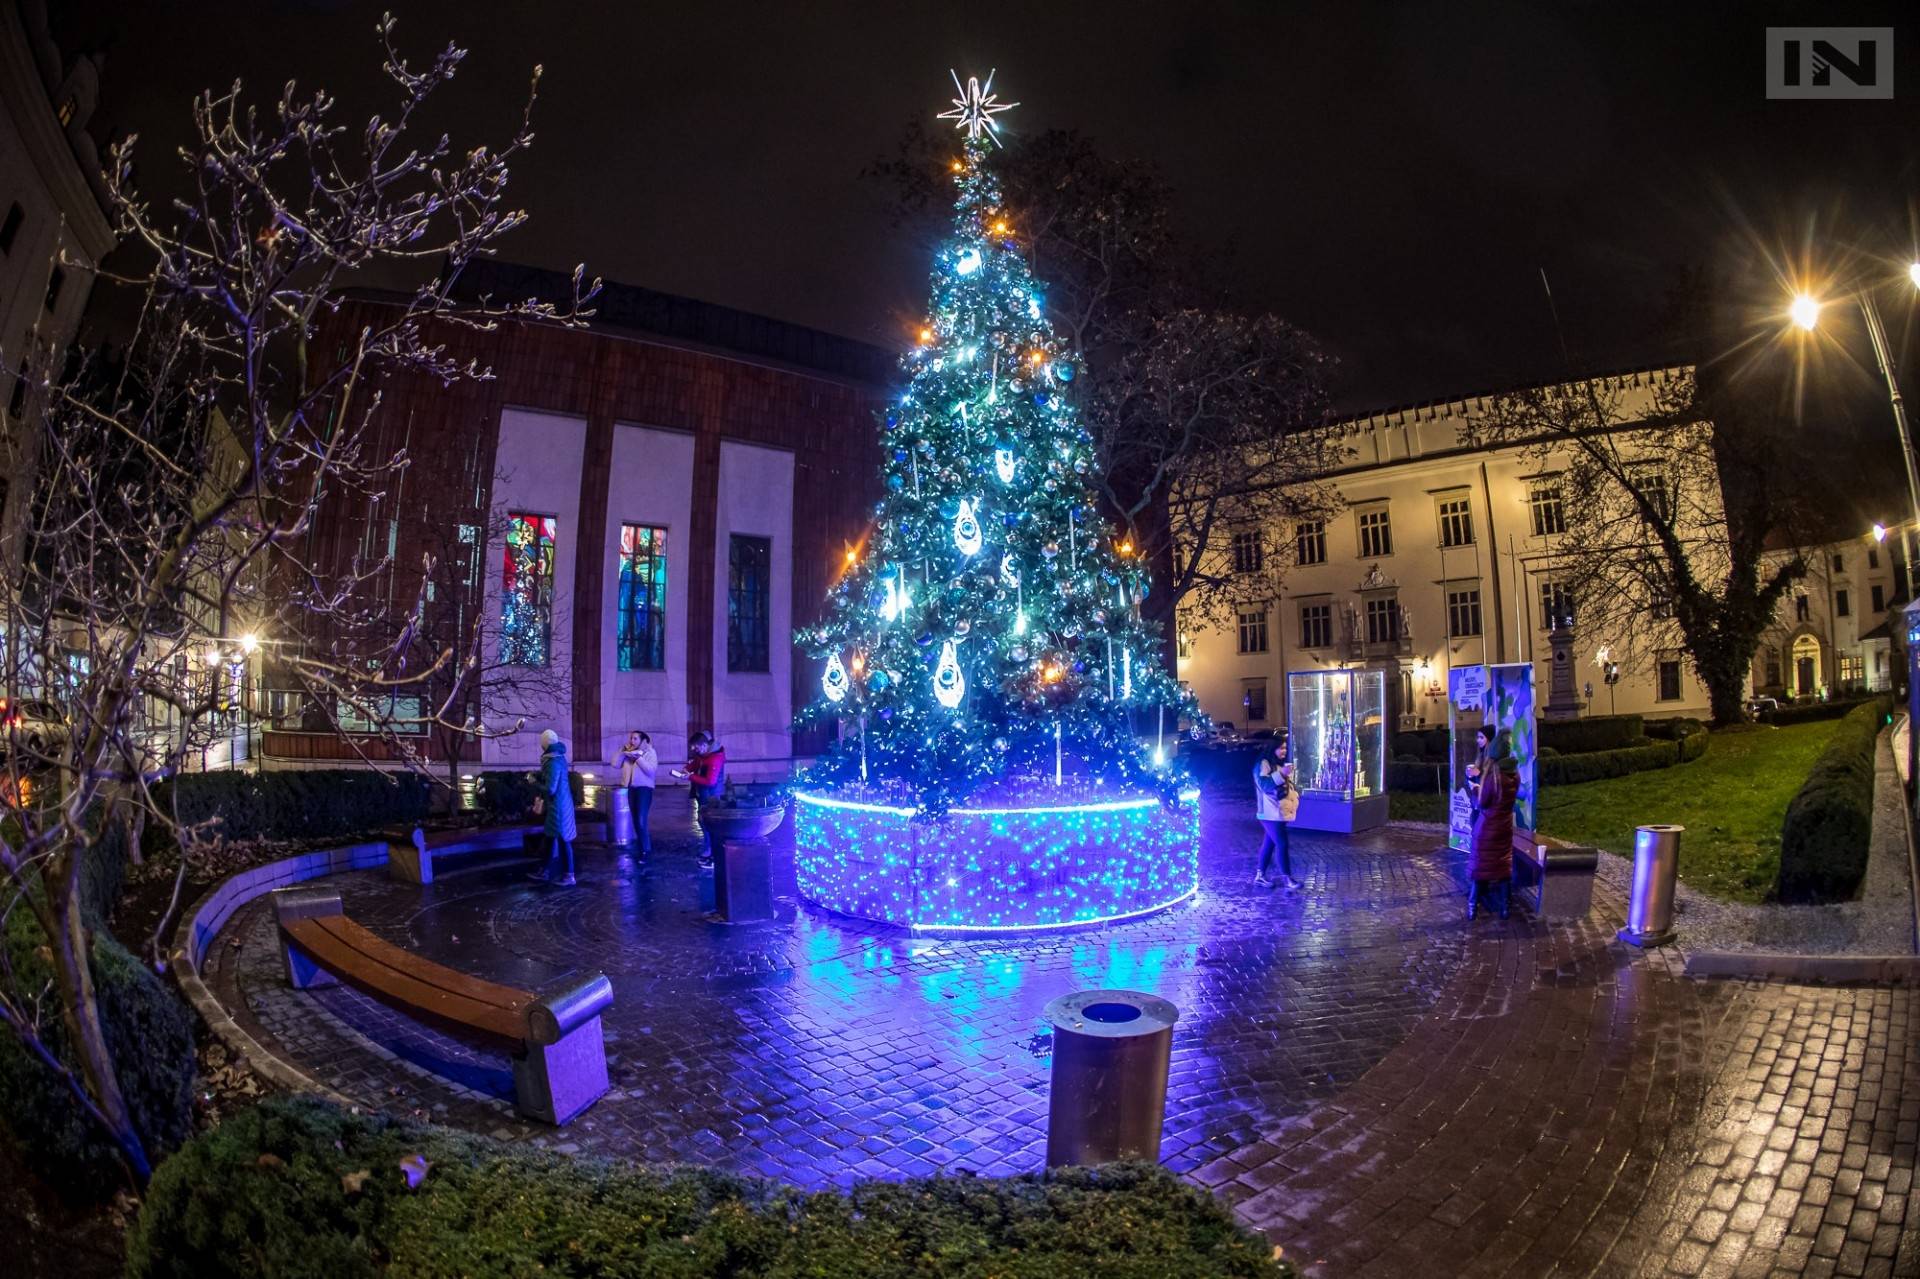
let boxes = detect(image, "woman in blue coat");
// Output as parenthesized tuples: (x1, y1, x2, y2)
(530, 729, 578, 886)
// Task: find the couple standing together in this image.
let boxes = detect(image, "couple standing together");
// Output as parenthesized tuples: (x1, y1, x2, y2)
(527, 728, 727, 885)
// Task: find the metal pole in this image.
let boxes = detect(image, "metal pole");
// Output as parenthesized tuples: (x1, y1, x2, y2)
(1858, 294, 1920, 585)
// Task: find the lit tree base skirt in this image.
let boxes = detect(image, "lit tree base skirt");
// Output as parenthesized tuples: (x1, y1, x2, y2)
(792, 789, 1202, 934)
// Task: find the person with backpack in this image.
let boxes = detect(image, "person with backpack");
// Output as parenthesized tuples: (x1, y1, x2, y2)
(1252, 737, 1302, 890)
(528, 728, 578, 886)
(675, 731, 727, 869)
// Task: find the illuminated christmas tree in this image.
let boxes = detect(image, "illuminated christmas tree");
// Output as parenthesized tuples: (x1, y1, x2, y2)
(800, 73, 1193, 812)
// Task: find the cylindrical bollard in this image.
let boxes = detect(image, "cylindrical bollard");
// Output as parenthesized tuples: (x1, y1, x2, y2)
(607, 785, 635, 848)
(1044, 989, 1178, 1168)
(1618, 824, 1682, 947)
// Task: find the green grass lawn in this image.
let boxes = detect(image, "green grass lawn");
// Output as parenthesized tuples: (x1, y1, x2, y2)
(1385, 721, 1845, 904)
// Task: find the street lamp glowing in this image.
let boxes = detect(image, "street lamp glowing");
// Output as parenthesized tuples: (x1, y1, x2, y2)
(1910, 262, 1920, 289)
(1874, 523, 1889, 543)
(239, 632, 259, 655)
(1789, 294, 1821, 332)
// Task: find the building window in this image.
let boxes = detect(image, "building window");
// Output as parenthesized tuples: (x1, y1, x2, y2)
(615, 524, 668, 672)
(1835, 589, 1850, 618)
(1236, 606, 1269, 655)
(1364, 596, 1399, 644)
(1657, 659, 1682, 702)
(1357, 506, 1392, 557)
(500, 513, 556, 667)
(1794, 594, 1809, 622)
(1528, 480, 1566, 536)
(727, 534, 772, 672)
(0, 203, 21, 254)
(1832, 553, 1846, 574)
(1446, 587, 1482, 638)
(1871, 585, 1886, 613)
(1764, 648, 1782, 688)
(1230, 529, 1264, 575)
(1436, 494, 1473, 548)
(1838, 655, 1864, 686)
(1629, 467, 1672, 523)
(1294, 520, 1326, 566)
(1299, 602, 1332, 649)
(1868, 547, 1880, 570)
(44, 266, 64, 314)
(1538, 580, 1574, 630)
(1242, 679, 1268, 724)
(1177, 630, 1192, 661)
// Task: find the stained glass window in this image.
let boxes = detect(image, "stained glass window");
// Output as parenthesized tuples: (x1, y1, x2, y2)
(502, 512, 555, 667)
(617, 524, 668, 672)
(727, 534, 771, 673)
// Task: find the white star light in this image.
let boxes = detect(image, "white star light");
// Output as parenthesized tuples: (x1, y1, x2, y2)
(938, 69, 1017, 146)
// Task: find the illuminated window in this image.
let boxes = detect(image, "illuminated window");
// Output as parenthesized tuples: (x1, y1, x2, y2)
(1446, 587, 1481, 638)
(501, 512, 556, 667)
(1299, 602, 1332, 649)
(1230, 529, 1264, 574)
(616, 524, 667, 672)
(1357, 506, 1392, 557)
(1529, 480, 1566, 536)
(728, 534, 771, 672)
(1436, 493, 1473, 547)
(1295, 520, 1326, 565)
(1839, 655, 1864, 685)
(1236, 606, 1269, 655)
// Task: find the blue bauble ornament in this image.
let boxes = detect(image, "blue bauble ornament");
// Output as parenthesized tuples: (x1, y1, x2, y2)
(1055, 361, 1075, 382)
(869, 670, 890, 690)
(939, 497, 960, 519)
(1033, 392, 1049, 406)
(916, 631, 934, 647)
(894, 449, 908, 461)
(887, 474, 905, 491)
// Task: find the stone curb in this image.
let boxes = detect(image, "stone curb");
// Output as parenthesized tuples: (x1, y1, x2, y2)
(1683, 950, 1920, 984)
(168, 840, 392, 1106)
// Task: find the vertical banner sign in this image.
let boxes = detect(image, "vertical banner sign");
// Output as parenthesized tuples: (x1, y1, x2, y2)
(1446, 666, 1484, 852)
(1488, 663, 1538, 840)
(1446, 664, 1536, 850)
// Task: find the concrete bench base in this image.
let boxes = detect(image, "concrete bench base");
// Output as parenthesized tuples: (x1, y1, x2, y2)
(387, 825, 540, 884)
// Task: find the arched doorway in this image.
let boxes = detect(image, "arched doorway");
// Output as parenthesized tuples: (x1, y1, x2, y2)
(1790, 632, 1822, 698)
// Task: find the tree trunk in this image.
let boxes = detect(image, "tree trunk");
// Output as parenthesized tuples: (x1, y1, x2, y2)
(46, 867, 151, 1184)
(1696, 651, 1752, 728)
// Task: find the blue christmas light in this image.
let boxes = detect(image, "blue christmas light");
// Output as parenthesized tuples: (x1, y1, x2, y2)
(794, 789, 1201, 933)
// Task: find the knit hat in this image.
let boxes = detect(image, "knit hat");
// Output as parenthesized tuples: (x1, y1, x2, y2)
(540, 729, 559, 750)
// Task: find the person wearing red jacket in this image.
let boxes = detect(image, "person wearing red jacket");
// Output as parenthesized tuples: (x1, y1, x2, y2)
(675, 731, 727, 869)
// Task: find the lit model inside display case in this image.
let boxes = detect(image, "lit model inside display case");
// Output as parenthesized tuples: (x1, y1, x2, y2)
(1286, 668, 1389, 833)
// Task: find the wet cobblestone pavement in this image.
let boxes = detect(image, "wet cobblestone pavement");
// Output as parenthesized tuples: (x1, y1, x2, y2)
(204, 788, 1920, 1277)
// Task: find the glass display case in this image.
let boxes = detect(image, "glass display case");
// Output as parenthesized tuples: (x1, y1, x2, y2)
(1286, 668, 1389, 833)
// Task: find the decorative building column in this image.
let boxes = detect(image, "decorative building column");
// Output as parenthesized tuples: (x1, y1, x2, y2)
(1544, 619, 1582, 720)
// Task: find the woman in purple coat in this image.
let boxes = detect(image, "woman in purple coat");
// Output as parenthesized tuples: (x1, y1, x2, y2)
(1467, 726, 1519, 919)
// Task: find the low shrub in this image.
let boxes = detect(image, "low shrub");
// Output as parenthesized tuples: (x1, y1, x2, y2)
(476, 768, 586, 821)
(1423, 727, 1450, 758)
(1386, 760, 1446, 792)
(153, 769, 432, 845)
(1539, 714, 1644, 755)
(130, 1097, 1292, 1279)
(1777, 697, 1891, 903)
(1643, 717, 1705, 742)
(0, 912, 195, 1200)
(1764, 697, 1880, 727)
(1538, 738, 1678, 787)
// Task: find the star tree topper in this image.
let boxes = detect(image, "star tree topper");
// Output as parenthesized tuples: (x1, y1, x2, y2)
(938, 69, 1017, 145)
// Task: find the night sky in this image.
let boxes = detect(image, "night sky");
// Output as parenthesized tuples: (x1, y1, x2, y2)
(50, 1, 1920, 425)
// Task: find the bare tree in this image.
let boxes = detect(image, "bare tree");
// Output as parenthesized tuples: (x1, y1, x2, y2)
(0, 16, 592, 1184)
(1472, 367, 1809, 725)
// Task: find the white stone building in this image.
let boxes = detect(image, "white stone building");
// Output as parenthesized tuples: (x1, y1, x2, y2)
(1753, 533, 1902, 699)
(1176, 367, 1717, 735)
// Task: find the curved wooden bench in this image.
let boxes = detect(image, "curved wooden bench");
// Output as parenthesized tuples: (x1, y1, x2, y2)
(272, 888, 612, 1124)
(386, 824, 541, 885)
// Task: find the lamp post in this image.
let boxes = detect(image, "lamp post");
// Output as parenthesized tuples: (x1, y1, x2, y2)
(1790, 265, 1920, 588)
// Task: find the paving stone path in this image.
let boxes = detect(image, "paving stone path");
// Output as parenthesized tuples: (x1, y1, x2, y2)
(204, 788, 1920, 1278)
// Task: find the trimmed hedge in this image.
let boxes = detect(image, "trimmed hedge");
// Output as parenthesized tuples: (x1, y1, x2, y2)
(1763, 697, 1880, 728)
(476, 768, 585, 822)
(0, 912, 195, 1200)
(130, 1097, 1292, 1279)
(154, 769, 432, 845)
(1386, 760, 1448, 793)
(1643, 717, 1705, 742)
(1538, 714, 1643, 755)
(1777, 697, 1892, 904)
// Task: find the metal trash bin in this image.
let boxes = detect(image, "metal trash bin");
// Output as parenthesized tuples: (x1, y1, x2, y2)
(1619, 824, 1683, 947)
(607, 785, 635, 849)
(1044, 989, 1178, 1168)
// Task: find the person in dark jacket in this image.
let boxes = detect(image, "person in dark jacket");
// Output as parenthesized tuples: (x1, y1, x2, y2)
(1466, 726, 1519, 919)
(676, 731, 727, 869)
(529, 729, 578, 886)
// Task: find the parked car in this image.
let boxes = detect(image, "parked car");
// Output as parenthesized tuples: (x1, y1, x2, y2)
(2, 698, 69, 759)
(1746, 696, 1780, 717)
